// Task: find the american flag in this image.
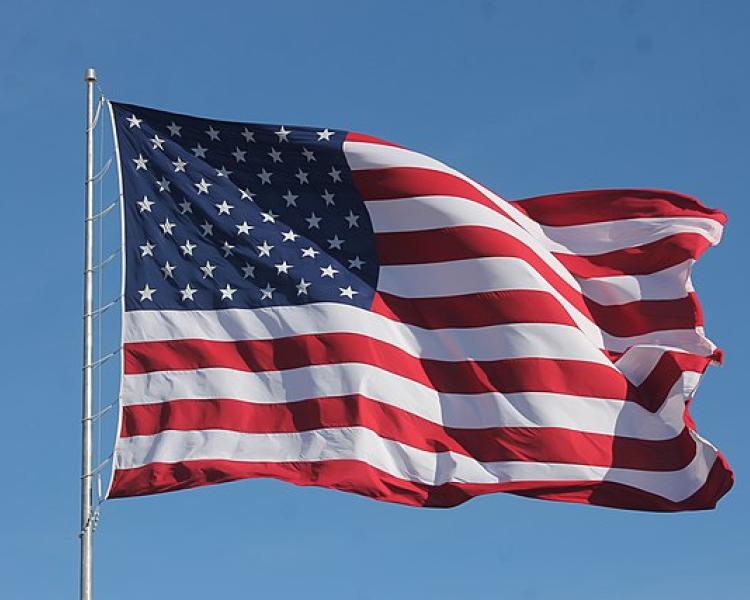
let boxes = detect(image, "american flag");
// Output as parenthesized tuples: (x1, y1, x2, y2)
(107, 102, 732, 510)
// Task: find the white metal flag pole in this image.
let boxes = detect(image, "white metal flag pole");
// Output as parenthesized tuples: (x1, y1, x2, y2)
(80, 66, 97, 600)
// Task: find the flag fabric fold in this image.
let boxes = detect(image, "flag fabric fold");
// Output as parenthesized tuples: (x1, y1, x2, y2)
(107, 102, 732, 510)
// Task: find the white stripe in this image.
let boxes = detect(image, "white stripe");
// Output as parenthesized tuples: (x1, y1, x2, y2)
(123, 305, 613, 367)
(380, 256, 578, 298)
(344, 140, 455, 173)
(115, 426, 716, 502)
(379, 256, 695, 307)
(366, 195, 527, 234)
(121, 362, 689, 439)
(540, 219, 722, 255)
(602, 329, 716, 357)
(578, 260, 694, 305)
(656, 371, 703, 425)
(615, 345, 697, 387)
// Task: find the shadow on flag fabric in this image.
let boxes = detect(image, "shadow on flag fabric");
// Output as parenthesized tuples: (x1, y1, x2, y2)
(106, 102, 733, 511)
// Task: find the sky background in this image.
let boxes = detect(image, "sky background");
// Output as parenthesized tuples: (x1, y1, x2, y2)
(1, 1, 748, 598)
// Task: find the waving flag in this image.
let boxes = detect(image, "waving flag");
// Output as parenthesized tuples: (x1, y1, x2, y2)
(107, 102, 732, 510)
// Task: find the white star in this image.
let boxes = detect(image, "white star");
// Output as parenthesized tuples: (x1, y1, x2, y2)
(240, 188, 256, 201)
(339, 286, 358, 299)
(219, 284, 237, 300)
(267, 147, 283, 163)
(241, 128, 255, 143)
(241, 263, 255, 279)
(327, 235, 344, 250)
(305, 212, 321, 229)
(344, 211, 361, 228)
(316, 128, 334, 141)
(301, 147, 316, 162)
(205, 126, 221, 141)
(275, 260, 293, 275)
(200, 260, 216, 279)
(200, 221, 214, 237)
(257, 168, 272, 185)
(215, 200, 234, 215)
(260, 283, 276, 300)
(138, 284, 156, 301)
(281, 229, 299, 242)
(179, 199, 192, 214)
(180, 284, 197, 301)
(180, 239, 197, 256)
(166, 122, 182, 137)
(157, 176, 171, 193)
(150, 134, 165, 150)
(328, 166, 342, 183)
(348, 256, 365, 270)
(192, 143, 208, 158)
(301, 246, 320, 259)
(321, 189, 335, 206)
(236, 221, 253, 235)
(159, 218, 176, 236)
(127, 114, 142, 128)
(172, 157, 187, 172)
(132, 154, 148, 170)
(231, 147, 247, 163)
(160, 261, 176, 279)
(296, 278, 311, 296)
(195, 178, 212, 195)
(275, 126, 291, 142)
(137, 196, 154, 213)
(222, 241, 235, 257)
(260, 210, 279, 223)
(294, 168, 309, 184)
(139, 241, 155, 257)
(320, 264, 339, 278)
(257, 240, 274, 257)
(282, 190, 298, 207)
(216, 165, 233, 178)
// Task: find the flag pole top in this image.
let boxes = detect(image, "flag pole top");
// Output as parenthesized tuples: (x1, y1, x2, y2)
(84, 68, 97, 82)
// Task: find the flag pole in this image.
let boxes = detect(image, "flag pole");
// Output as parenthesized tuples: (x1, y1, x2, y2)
(80, 66, 97, 600)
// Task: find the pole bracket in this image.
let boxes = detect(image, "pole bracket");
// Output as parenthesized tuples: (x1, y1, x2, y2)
(83, 348, 121, 370)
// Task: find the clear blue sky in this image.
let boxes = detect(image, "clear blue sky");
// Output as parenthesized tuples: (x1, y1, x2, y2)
(1, 1, 748, 598)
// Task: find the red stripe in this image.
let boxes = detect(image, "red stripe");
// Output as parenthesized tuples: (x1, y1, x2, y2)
(594, 292, 703, 336)
(636, 351, 714, 412)
(124, 334, 635, 401)
(107, 454, 733, 511)
(371, 289, 576, 329)
(120, 397, 697, 471)
(345, 131, 403, 148)
(376, 226, 539, 266)
(353, 166, 516, 223)
(510, 454, 733, 512)
(512, 189, 727, 226)
(553, 233, 714, 278)
(374, 227, 703, 338)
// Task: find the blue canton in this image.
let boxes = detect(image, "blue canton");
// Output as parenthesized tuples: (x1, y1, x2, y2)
(112, 103, 378, 312)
